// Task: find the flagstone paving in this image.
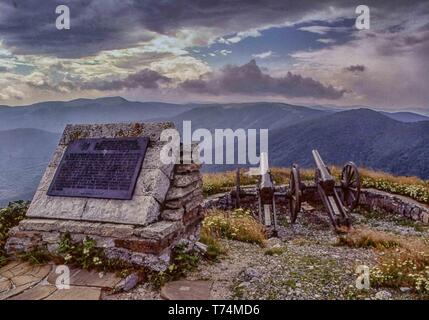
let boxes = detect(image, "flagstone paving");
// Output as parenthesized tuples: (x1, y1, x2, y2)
(0, 261, 121, 300)
(161, 280, 213, 300)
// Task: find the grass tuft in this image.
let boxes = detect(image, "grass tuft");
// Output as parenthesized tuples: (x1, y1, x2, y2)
(202, 208, 267, 245)
(337, 228, 400, 249)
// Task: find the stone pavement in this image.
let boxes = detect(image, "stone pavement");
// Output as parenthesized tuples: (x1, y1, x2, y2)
(0, 261, 121, 300)
(161, 280, 213, 300)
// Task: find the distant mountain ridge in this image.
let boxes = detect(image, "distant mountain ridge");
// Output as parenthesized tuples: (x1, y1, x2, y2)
(0, 97, 193, 133)
(0, 97, 428, 206)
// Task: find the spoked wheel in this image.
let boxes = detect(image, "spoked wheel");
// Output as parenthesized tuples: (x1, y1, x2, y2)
(341, 162, 361, 211)
(289, 164, 302, 223)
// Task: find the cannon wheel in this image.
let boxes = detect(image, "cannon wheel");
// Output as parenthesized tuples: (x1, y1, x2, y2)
(341, 162, 361, 210)
(289, 164, 302, 223)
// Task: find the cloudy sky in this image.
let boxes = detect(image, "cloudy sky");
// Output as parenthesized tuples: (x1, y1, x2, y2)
(0, 0, 428, 112)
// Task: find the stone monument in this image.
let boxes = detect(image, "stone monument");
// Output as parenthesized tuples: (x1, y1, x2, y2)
(6, 122, 204, 271)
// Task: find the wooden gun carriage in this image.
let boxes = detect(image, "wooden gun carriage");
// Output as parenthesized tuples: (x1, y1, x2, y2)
(288, 149, 361, 230)
(236, 150, 361, 231)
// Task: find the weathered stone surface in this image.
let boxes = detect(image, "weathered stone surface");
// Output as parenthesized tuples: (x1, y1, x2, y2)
(82, 196, 160, 226)
(45, 286, 102, 300)
(5, 231, 42, 254)
(105, 247, 170, 271)
(47, 145, 67, 168)
(20, 219, 135, 238)
(60, 122, 174, 146)
(183, 207, 204, 226)
(360, 188, 429, 224)
(37, 165, 59, 191)
(175, 163, 201, 174)
(115, 221, 183, 255)
(115, 273, 140, 292)
(161, 208, 184, 221)
(166, 180, 203, 201)
(161, 280, 213, 300)
(12, 275, 42, 287)
(70, 269, 121, 288)
(0, 279, 12, 293)
(0, 282, 36, 300)
(26, 189, 86, 220)
(134, 221, 181, 239)
(9, 285, 57, 300)
(142, 143, 177, 178)
(173, 172, 202, 188)
(134, 168, 171, 202)
(185, 193, 204, 213)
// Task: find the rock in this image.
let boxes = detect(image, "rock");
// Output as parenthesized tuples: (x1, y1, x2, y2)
(173, 172, 202, 188)
(161, 280, 212, 300)
(115, 273, 140, 292)
(400, 287, 411, 293)
(194, 242, 208, 254)
(45, 286, 102, 300)
(374, 290, 392, 300)
(161, 208, 184, 221)
(243, 267, 260, 281)
(9, 285, 57, 300)
(266, 237, 283, 249)
(133, 221, 181, 240)
(134, 169, 171, 203)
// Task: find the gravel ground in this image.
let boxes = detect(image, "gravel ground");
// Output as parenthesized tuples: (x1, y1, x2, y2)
(105, 204, 429, 300)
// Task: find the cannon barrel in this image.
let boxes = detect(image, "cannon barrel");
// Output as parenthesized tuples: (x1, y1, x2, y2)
(312, 150, 335, 191)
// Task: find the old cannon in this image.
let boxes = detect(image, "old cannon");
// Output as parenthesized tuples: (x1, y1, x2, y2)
(242, 152, 278, 231)
(289, 150, 361, 230)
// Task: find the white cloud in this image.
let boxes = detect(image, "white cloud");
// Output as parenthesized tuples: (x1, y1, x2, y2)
(298, 25, 348, 35)
(219, 49, 232, 56)
(225, 29, 262, 44)
(317, 38, 336, 44)
(252, 51, 273, 59)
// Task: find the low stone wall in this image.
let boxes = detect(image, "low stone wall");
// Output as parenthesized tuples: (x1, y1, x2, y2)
(203, 185, 429, 224)
(360, 188, 429, 223)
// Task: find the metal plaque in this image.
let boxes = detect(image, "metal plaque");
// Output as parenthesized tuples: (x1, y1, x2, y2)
(47, 137, 149, 200)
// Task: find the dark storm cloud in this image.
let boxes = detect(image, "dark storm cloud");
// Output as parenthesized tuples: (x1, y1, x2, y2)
(181, 60, 346, 99)
(1, 0, 426, 58)
(344, 65, 366, 72)
(82, 69, 171, 91)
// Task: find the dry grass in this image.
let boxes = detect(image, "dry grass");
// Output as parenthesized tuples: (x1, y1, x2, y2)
(203, 166, 429, 203)
(338, 227, 429, 294)
(201, 208, 267, 245)
(337, 228, 401, 249)
(199, 227, 227, 261)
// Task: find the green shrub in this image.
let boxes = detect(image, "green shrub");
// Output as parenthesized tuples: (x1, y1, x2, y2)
(0, 201, 29, 266)
(57, 232, 128, 272)
(150, 243, 200, 288)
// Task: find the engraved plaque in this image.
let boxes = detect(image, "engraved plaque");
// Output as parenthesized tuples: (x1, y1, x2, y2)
(47, 137, 149, 200)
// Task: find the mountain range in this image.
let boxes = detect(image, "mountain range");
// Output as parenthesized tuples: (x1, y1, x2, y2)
(0, 96, 428, 206)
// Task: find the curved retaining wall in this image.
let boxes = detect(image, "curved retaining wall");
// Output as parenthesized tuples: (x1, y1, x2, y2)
(203, 185, 429, 224)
